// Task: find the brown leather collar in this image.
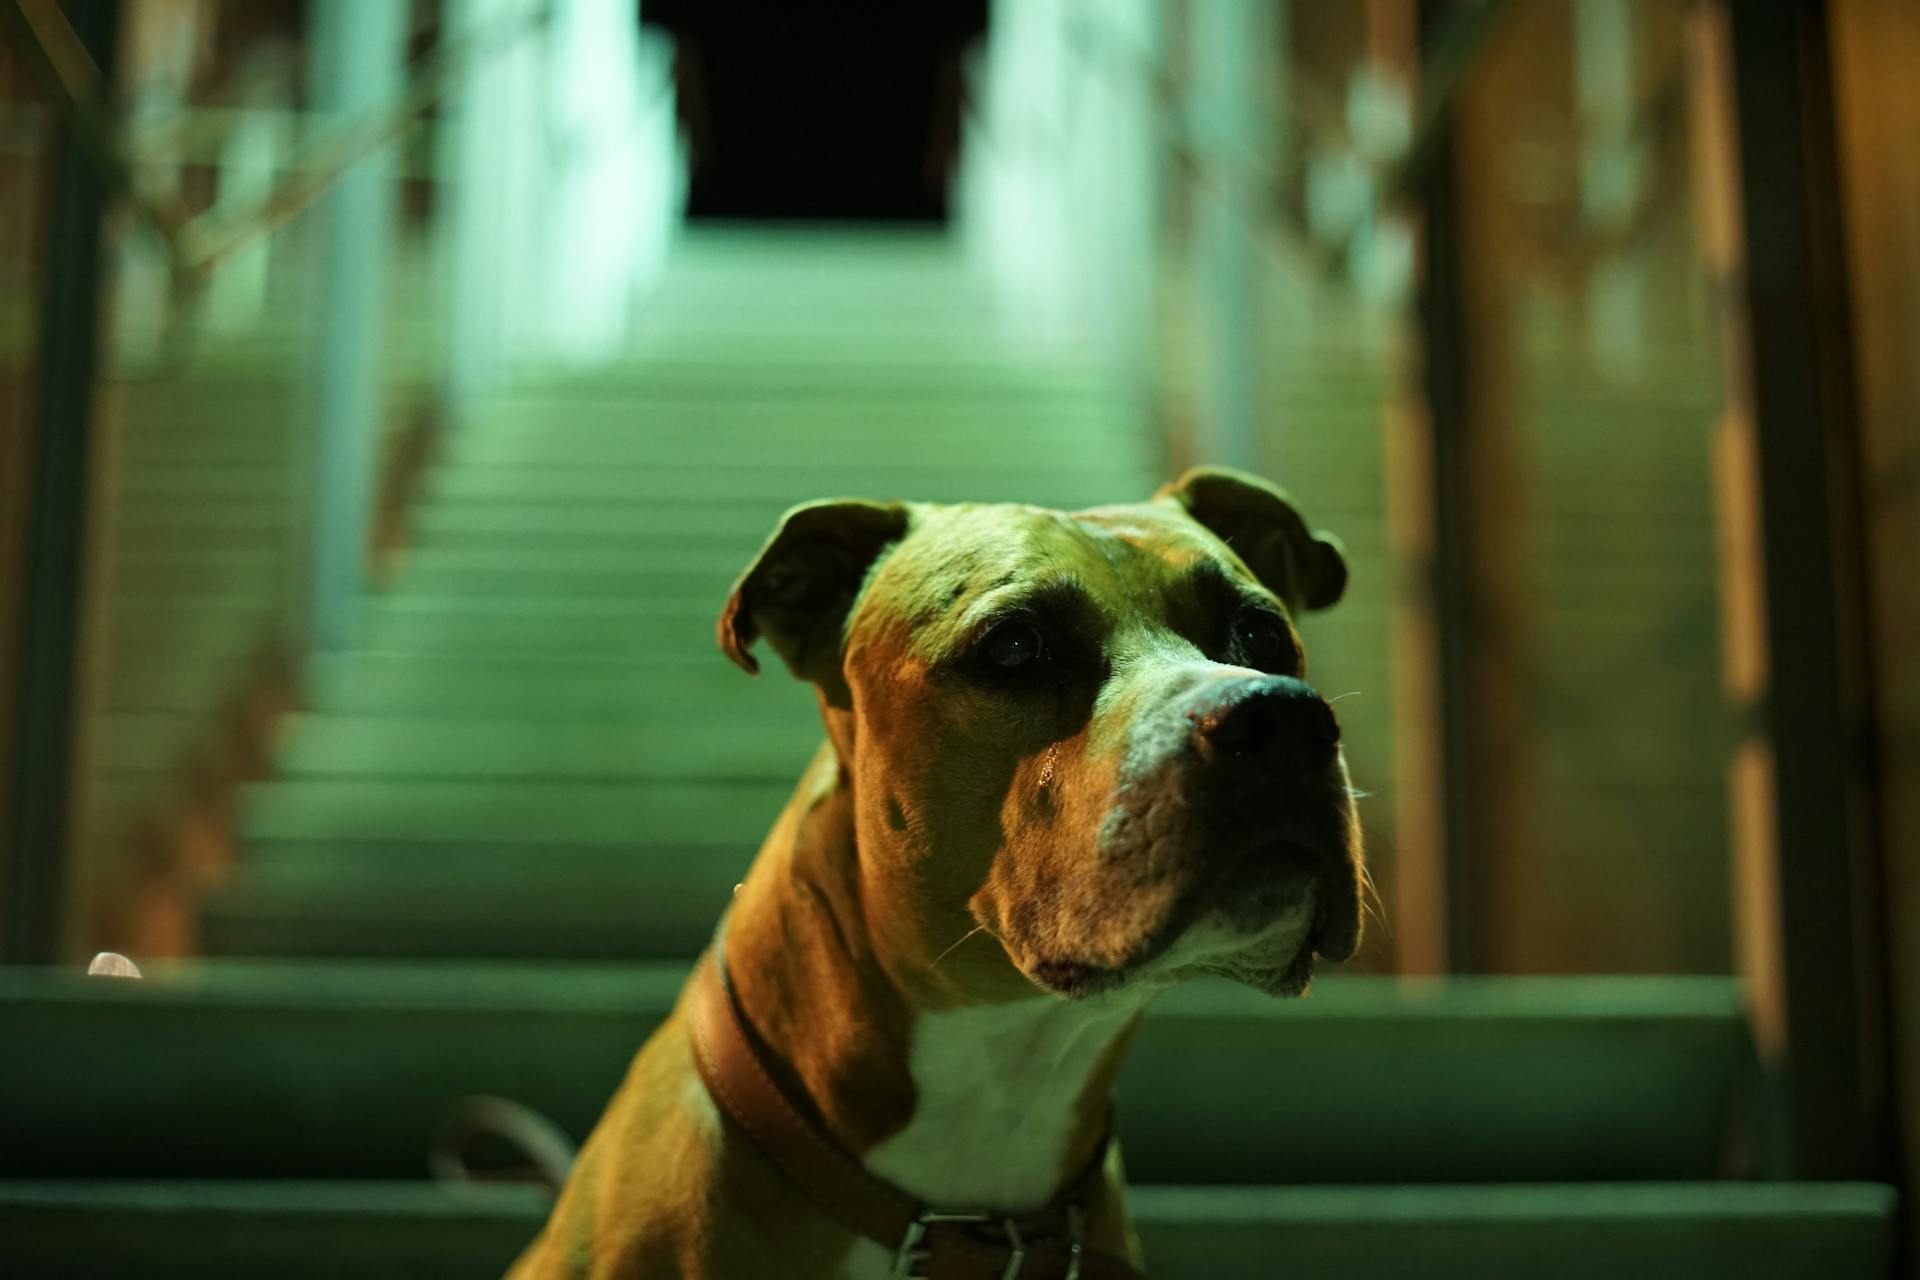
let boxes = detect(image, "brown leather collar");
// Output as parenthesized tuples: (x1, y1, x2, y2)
(688, 949, 1146, 1280)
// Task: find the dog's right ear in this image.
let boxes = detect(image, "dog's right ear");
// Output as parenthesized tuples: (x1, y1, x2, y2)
(718, 499, 911, 686)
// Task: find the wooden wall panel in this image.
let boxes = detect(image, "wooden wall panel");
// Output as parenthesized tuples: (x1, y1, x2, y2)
(0, 20, 52, 948)
(1440, 0, 1732, 975)
(1830, 0, 1920, 1242)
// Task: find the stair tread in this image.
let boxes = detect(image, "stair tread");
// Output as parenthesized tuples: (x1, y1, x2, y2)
(0, 960, 1741, 1018)
(241, 778, 795, 844)
(0, 1180, 1890, 1280)
(305, 652, 821, 717)
(1, 965, 1750, 1184)
(273, 715, 820, 781)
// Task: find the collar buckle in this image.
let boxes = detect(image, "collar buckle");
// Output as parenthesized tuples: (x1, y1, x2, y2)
(892, 1210, 1033, 1280)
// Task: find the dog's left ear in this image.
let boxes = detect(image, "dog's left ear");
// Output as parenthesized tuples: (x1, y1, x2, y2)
(718, 499, 911, 686)
(1158, 466, 1347, 613)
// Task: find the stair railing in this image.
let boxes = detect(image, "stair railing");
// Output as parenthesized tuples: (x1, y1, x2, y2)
(0, 0, 563, 965)
(0, 0, 551, 378)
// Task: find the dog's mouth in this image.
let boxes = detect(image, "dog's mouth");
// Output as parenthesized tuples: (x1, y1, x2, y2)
(1025, 956, 1133, 1001)
(1214, 836, 1323, 921)
(1233, 835, 1363, 965)
(1020, 835, 1358, 1001)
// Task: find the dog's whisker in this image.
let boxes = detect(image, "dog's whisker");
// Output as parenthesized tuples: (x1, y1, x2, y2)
(926, 924, 989, 971)
(1357, 863, 1393, 940)
(1358, 899, 1386, 942)
(1325, 691, 1363, 704)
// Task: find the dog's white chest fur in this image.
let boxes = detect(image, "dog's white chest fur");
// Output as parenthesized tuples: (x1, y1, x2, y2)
(840, 995, 1139, 1277)
(865, 995, 1141, 1209)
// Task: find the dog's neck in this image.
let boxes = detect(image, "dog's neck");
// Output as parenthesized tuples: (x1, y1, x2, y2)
(723, 744, 1142, 1213)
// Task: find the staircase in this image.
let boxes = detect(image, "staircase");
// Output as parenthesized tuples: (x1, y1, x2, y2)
(0, 229, 1898, 1277)
(197, 228, 1152, 963)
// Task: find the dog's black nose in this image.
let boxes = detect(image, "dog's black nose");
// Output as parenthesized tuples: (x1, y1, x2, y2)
(1191, 676, 1340, 773)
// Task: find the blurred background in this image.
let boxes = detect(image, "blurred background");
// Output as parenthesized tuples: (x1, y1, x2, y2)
(0, 0, 1913, 1275)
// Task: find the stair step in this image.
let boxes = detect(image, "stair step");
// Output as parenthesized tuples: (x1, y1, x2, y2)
(0, 965, 1750, 1184)
(416, 472, 1140, 513)
(0, 1181, 547, 1280)
(306, 653, 816, 718)
(240, 778, 793, 846)
(448, 434, 1151, 473)
(409, 500, 807, 550)
(504, 359, 1116, 399)
(0, 1181, 1892, 1280)
(358, 597, 718, 654)
(423, 461, 1149, 506)
(388, 550, 747, 597)
(472, 393, 1131, 422)
(273, 715, 821, 782)
(386, 552, 1558, 600)
(458, 403, 1131, 453)
(1137, 1183, 1896, 1280)
(352, 593, 1419, 662)
(400, 495, 1379, 551)
(202, 848, 747, 960)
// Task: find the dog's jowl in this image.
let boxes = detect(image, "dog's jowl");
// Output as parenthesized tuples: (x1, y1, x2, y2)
(509, 466, 1365, 1280)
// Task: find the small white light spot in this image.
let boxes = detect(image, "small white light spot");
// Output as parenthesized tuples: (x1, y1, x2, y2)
(87, 952, 142, 979)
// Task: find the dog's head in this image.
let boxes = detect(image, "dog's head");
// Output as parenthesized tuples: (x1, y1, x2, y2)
(720, 467, 1364, 1004)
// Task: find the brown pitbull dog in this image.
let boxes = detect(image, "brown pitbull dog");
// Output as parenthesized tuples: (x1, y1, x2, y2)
(510, 467, 1364, 1280)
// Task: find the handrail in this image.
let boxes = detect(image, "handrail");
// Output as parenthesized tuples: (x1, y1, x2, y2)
(177, 5, 543, 285)
(122, 44, 303, 160)
(1, 0, 550, 378)
(1051, 1, 1517, 288)
(0, 0, 547, 289)
(1058, 1, 1688, 290)
(0, 0, 197, 271)
(1047, 12, 1342, 284)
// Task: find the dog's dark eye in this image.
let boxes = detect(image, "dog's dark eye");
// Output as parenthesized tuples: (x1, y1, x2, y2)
(1232, 610, 1293, 671)
(980, 619, 1046, 672)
